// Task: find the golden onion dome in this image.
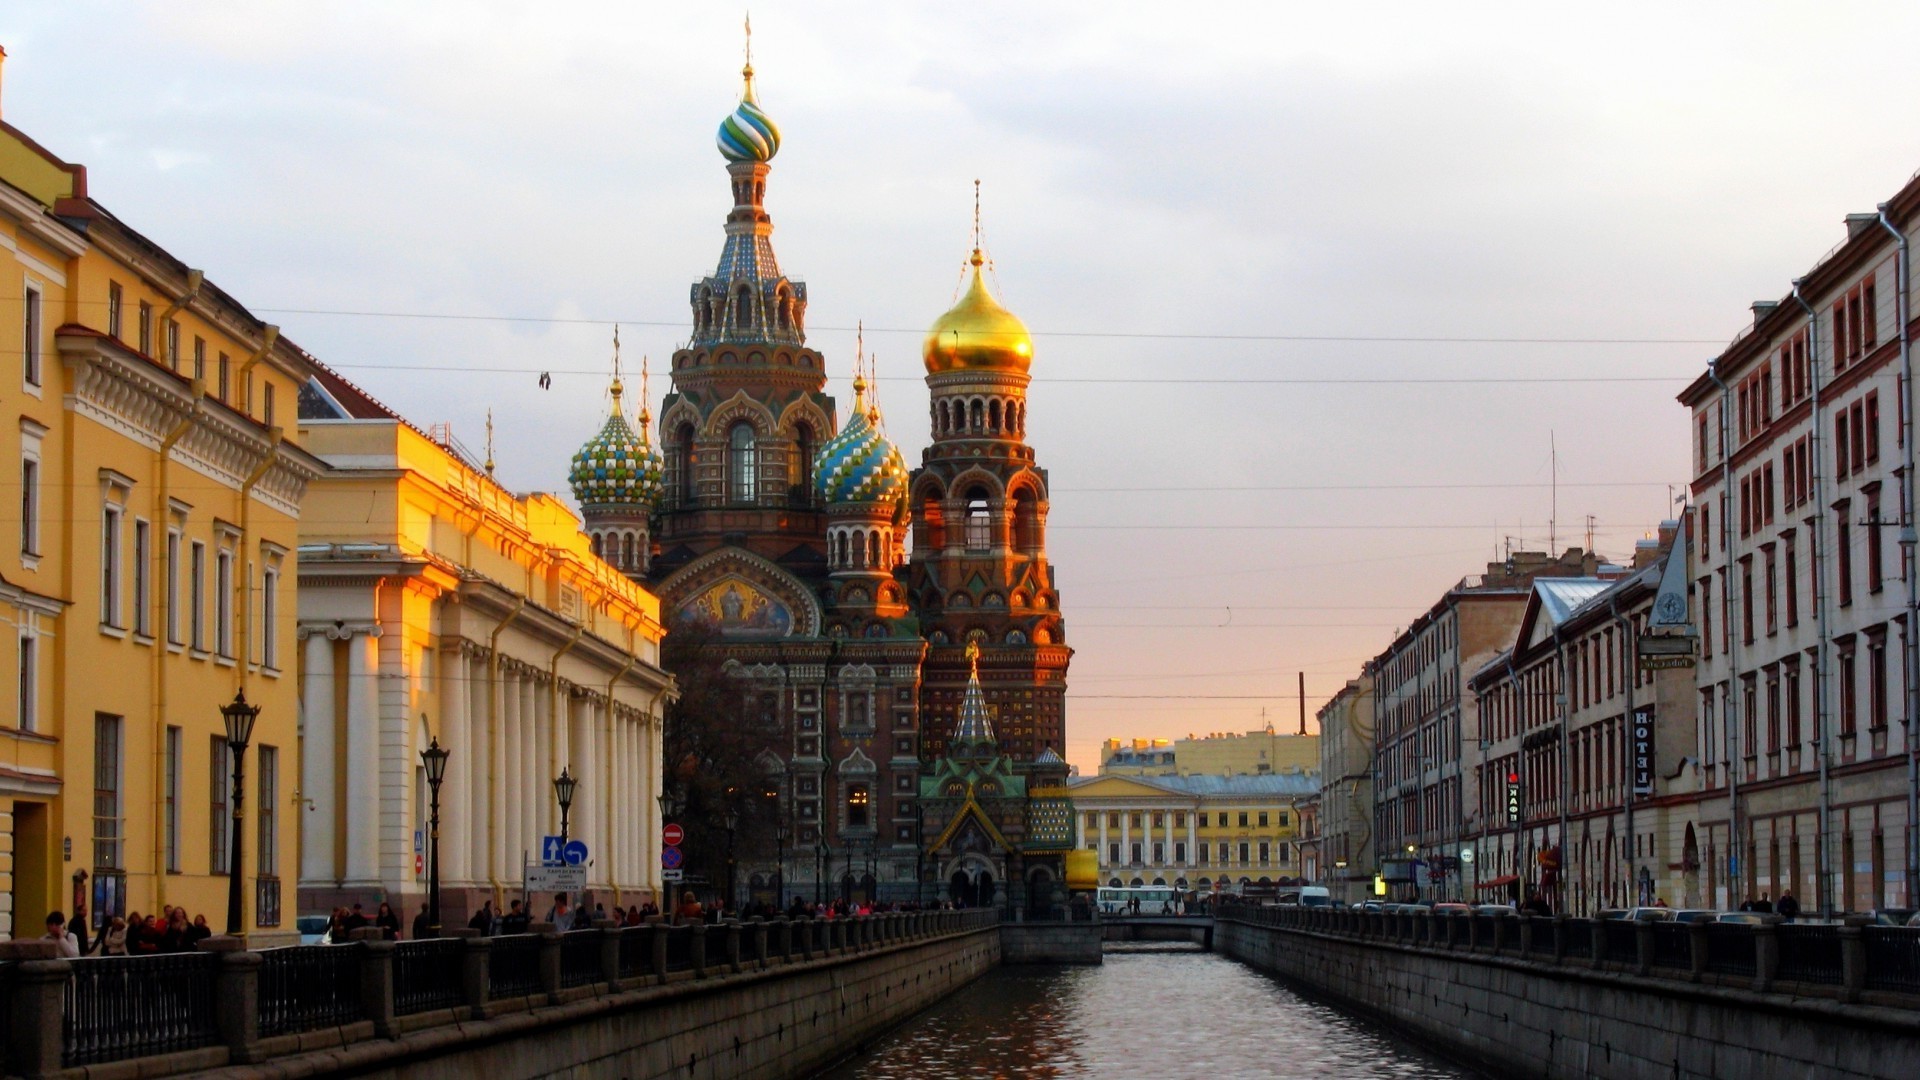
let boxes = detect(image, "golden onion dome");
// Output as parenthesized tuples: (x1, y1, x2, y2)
(922, 251, 1033, 376)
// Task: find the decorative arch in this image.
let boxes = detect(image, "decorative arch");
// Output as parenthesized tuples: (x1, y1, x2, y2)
(702, 390, 779, 440)
(775, 396, 833, 442)
(655, 546, 824, 638)
(944, 467, 1005, 502)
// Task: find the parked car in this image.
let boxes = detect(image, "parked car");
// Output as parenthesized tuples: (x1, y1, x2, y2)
(1621, 907, 1675, 921)
(1869, 908, 1918, 927)
(1432, 902, 1472, 915)
(1471, 904, 1518, 916)
(1351, 901, 1384, 912)
(1670, 909, 1721, 923)
(296, 915, 330, 946)
(1716, 912, 1768, 925)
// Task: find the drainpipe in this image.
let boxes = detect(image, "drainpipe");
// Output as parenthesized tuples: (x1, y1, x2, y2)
(1871, 205, 1920, 909)
(1611, 597, 1637, 907)
(1553, 628, 1571, 913)
(151, 383, 206, 909)
(549, 623, 586, 833)
(234, 429, 283, 696)
(157, 270, 204, 370)
(486, 598, 526, 903)
(1791, 281, 1837, 919)
(235, 324, 279, 418)
(1705, 360, 1745, 908)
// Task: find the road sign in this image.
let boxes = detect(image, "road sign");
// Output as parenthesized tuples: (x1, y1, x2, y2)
(661, 847, 684, 870)
(563, 840, 589, 866)
(525, 865, 587, 893)
(414, 853, 423, 875)
(662, 868, 684, 883)
(541, 835, 566, 866)
(663, 823, 684, 847)
(414, 829, 423, 855)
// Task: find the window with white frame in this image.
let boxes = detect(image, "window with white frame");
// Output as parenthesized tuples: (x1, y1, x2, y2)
(190, 541, 207, 652)
(18, 632, 38, 732)
(19, 419, 44, 559)
(215, 548, 234, 658)
(133, 520, 152, 638)
(210, 735, 230, 872)
(165, 529, 182, 645)
(23, 283, 43, 387)
(261, 561, 280, 670)
(101, 505, 124, 629)
(165, 725, 182, 872)
(94, 713, 124, 870)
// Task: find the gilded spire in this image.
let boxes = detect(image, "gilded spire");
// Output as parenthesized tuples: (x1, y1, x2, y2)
(639, 355, 652, 439)
(609, 325, 624, 411)
(742, 13, 756, 102)
(851, 321, 868, 409)
(484, 409, 495, 477)
(954, 640, 995, 744)
(972, 178, 983, 264)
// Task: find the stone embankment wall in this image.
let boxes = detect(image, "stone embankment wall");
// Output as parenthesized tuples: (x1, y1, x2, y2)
(1000, 921, 1103, 964)
(1215, 916, 1920, 1080)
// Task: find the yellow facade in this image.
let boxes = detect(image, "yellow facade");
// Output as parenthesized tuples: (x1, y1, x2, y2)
(1067, 772, 1319, 890)
(1100, 729, 1320, 778)
(2, 116, 321, 942)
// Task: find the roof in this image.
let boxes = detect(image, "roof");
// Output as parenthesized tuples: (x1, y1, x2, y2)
(1070, 772, 1319, 798)
(1534, 579, 1612, 627)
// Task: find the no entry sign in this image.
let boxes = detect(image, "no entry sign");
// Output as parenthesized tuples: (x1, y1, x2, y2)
(663, 823, 684, 847)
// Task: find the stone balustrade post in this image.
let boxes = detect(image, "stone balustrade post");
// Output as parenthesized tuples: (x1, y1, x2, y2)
(1687, 918, 1710, 981)
(361, 939, 399, 1038)
(1492, 915, 1509, 954)
(591, 920, 621, 989)
(690, 923, 709, 978)
(1589, 921, 1607, 970)
(3, 947, 67, 1080)
(1551, 915, 1569, 964)
(749, 917, 769, 969)
(1840, 917, 1870, 1001)
(724, 920, 743, 974)
(460, 933, 492, 1017)
(649, 923, 669, 984)
(1517, 916, 1534, 957)
(200, 936, 262, 1063)
(774, 917, 792, 961)
(830, 918, 846, 954)
(1752, 918, 1780, 993)
(1633, 917, 1655, 976)
(798, 917, 815, 960)
(533, 924, 563, 1003)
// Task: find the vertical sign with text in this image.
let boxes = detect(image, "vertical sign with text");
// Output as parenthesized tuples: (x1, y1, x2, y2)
(1631, 705, 1655, 796)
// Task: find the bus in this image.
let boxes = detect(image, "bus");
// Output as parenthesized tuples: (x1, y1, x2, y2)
(1096, 885, 1180, 914)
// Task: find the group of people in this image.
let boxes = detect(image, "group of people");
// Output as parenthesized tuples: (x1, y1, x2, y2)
(1740, 892, 1802, 920)
(39, 906, 214, 957)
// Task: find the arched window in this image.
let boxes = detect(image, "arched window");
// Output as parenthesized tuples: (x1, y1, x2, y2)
(989, 399, 1002, 432)
(867, 531, 881, 568)
(1011, 490, 1041, 552)
(776, 290, 792, 330)
(836, 531, 850, 568)
(729, 423, 758, 503)
(970, 399, 984, 431)
(622, 533, 635, 569)
(674, 424, 696, 506)
(966, 496, 991, 551)
(590, 533, 603, 559)
(733, 287, 753, 330)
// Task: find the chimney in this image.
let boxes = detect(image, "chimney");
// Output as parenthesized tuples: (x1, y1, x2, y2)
(1846, 212, 1880, 240)
(1751, 300, 1779, 325)
(1633, 538, 1660, 569)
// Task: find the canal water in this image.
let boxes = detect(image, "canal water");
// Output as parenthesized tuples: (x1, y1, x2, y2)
(818, 944, 1482, 1079)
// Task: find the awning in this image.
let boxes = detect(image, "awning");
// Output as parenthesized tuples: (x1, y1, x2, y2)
(1474, 875, 1520, 889)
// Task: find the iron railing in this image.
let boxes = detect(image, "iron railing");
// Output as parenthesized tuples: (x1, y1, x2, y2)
(1601, 920, 1640, 964)
(617, 926, 651, 980)
(1649, 923, 1692, 970)
(1560, 919, 1593, 959)
(560, 930, 602, 988)
(487, 934, 543, 999)
(1704, 924, 1758, 977)
(1864, 927, 1920, 994)
(63, 952, 218, 1066)
(1776, 924, 1844, 984)
(663, 925, 695, 972)
(392, 938, 464, 1015)
(259, 944, 363, 1036)
(256, 876, 283, 928)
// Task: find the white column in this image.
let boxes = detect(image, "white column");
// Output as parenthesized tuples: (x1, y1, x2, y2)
(1120, 812, 1131, 868)
(1166, 808, 1177, 871)
(469, 650, 491, 883)
(345, 628, 382, 884)
(300, 631, 337, 885)
(1098, 812, 1109, 875)
(502, 667, 522, 876)
(523, 675, 541, 845)
(440, 645, 471, 884)
(1186, 809, 1197, 868)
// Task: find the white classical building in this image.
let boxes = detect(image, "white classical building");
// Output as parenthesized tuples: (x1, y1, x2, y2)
(295, 366, 672, 923)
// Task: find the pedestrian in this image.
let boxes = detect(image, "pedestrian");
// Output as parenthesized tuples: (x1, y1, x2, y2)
(469, 900, 496, 935)
(375, 901, 402, 940)
(43, 911, 80, 958)
(344, 903, 371, 933)
(1755, 893, 1774, 915)
(676, 891, 703, 924)
(1777, 891, 1801, 922)
(93, 916, 129, 956)
(185, 914, 212, 948)
(545, 893, 574, 931)
(412, 902, 432, 940)
(501, 900, 531, 935)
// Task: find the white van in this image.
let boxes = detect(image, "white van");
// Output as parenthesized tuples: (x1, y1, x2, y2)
(1297, 886, 1333, 908)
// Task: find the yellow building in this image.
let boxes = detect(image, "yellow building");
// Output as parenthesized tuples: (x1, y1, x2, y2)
(295, 365, 671, 922)
(1099, 728, 1320, 778)
(1067, 772, 1319, 893)
(2, 107, 322, 941)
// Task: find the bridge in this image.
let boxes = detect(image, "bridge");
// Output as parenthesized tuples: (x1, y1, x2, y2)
(1098, 914, 1215, 948)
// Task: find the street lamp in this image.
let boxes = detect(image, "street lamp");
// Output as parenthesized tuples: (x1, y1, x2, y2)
(554, 767, 578, 846)
(657, 787, 681, 908)
(220, 689, 260, 936)
(723, 788, 739, 915)
(420, 732, 450, 937)
(764, 781, 787, 912)
(815, 841, 830, 906)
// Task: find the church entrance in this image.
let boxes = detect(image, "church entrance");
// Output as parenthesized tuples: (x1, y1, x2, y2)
(948, 867, 995, 908)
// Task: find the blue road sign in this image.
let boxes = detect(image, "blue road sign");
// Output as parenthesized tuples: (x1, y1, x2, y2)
(563, 840, 589, 867)
(541, 835, 565, 866)
(661, 847, 684, 870)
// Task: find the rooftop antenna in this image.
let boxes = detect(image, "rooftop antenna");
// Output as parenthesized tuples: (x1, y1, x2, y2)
(484, 409, 495, 477)
(1297, 671, 1307, 736)
(1586, 513, 1596, 554)
(1549, 430, 1558, 554)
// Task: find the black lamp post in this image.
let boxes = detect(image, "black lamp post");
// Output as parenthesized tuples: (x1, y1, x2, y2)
(815, 842, 829, 906)
(220, 689, 260, 936)
(724, 798, 739, 914)
(554, 767, 577, 846)
(421, 733, 450, 937)
(914, 804, 927, 907)
(763, 781, 786, 911)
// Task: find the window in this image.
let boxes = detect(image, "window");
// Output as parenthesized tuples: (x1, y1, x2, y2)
(1866, 392, 1881, 465)
(215, 549, 234, 657)
(1837, 411, 1851, 477)
(846, 784, 870, 828)
(1218, 813, 1228, 827)
(1258, 811, 1269, 827)
(166, 530, 182, 644)
(728, 423, 757, 502)
(1238, 842, 1251, 864)
(1217, 841, 1229, 864)
(258, 745, 278, 878)
(165, 726, 182, 872)
(1837, 508, 1854, 607)
(139, 301, 153, 356)
(1175, 841, 1187, 863)
(262, 563, 279, 669)
(19, 454, 39, 558)
(166, 319, 179, 371)
(101, 506, 124, 629)
(94, 714, 125, 872)
(1868, 491, 1884, 593)
(1764, 548, 1777, 634)
(263, 382, 277, 428)
(217, 353, 230, 403)
(966, 498, 991, 550)
(1869, 641, 1887, 731)
(1839, 651, 1858, 737)
(1259, 841, 1271, 865)
(190, 541, 207, 651)
(23, 284, 42, 387)
(1238, 811, 1249, 828)
(193, 337, 206, 382)
(1197, 843, 1210, 866)
(133, 520, 152, 638)
(18, 633, 37, 732)
(1785, 532, 1799, 628)
(107, 281, 124, 340)
(1786, 666, 1803, 750)
(211, 735, 231, 873)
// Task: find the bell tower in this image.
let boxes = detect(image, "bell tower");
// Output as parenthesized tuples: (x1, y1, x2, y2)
(909, 189, 1070, 762)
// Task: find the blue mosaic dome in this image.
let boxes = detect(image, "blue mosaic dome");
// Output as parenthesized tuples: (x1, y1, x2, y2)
(814, 400, 908, 507)
(717, 80, 781, 163)
(569, 386, 664, 509)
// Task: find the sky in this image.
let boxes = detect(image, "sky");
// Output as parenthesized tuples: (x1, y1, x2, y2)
(8, 2, 1920, 772)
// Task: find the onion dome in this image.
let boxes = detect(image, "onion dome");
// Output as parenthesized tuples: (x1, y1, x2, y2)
(568, 375, 664, 509)
(814, 371, 909, 506)
(923, 250, 1033, 375)
(716, 63, 781, 163)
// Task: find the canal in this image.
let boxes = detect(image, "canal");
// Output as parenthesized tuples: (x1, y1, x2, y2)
(819, 944, 1483, 1079)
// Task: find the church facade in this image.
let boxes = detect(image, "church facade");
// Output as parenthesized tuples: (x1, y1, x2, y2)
(565, 50, 1072, 907)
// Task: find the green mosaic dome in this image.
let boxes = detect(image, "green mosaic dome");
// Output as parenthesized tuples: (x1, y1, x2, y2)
(569, 387, 663, 509)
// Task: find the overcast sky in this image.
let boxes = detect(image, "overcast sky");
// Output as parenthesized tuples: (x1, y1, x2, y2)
(9, 2, 1920, 771)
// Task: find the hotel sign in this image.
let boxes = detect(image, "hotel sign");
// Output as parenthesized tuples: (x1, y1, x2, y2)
(1638, 633, 1696, 671)
(1631, 705, 1655, 796)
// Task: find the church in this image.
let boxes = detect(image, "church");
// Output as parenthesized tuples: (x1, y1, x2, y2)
(564, 45, 1074, 909)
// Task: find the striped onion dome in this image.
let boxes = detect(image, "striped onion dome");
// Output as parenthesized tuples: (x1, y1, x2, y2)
(716, 67, 781, 162)
(568, 379, 664, 509)
(814, 377, 908, 506)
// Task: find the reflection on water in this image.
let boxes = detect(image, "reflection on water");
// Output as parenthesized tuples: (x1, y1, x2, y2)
(819, 945, 1480, 1080)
